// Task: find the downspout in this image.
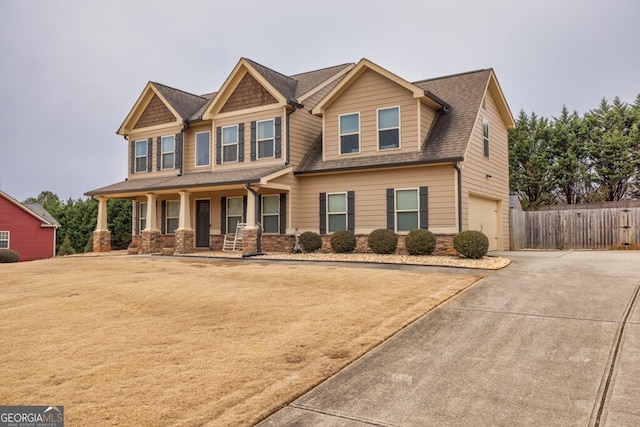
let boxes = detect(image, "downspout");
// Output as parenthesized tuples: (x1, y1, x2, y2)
(285, 100, 303, 166)
(453, 162, 462, 232)
(242, 183, 265, 257)
(179, 119, 190, 176)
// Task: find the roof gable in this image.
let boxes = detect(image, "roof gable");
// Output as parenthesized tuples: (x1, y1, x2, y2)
(311, 58, 446, 116)
(0, 190, 59, 227)
(219, 72, 279, 113)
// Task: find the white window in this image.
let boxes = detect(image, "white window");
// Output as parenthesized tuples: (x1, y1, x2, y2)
(135, 140, 147, 172)
(262, 195, 279, 234)
(139, 203, 147, 233)
(339, 113, 360, 154)
(483, 119, 490, 157)
(165, 201, 179, 234)
(0, 231, 9, 249)
(378, 106, 400, 150)
(222, 125, 238, 163)
(195, 132, 210, 167)
(227, 197, 243, 233)
(161, 135, 176, 169)
(257, 119, 274, 159)
(395, 189, 418, 232)
(327, 193, 347, 232)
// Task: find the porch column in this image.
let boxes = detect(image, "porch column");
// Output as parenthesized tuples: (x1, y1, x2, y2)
(141, 193, 160, 254)
(93, 196, 111, 253)
(175, 190, 194, 254)
(242, 187, 259, 255)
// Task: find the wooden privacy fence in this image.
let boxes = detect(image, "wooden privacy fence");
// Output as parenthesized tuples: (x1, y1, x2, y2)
(510, 200, 640, 250)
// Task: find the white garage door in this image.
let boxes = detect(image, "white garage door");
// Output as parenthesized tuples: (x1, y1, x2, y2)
(469, 195, 499, 251)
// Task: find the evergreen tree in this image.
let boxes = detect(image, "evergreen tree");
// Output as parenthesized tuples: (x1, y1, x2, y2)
(108, 199, 132, 250)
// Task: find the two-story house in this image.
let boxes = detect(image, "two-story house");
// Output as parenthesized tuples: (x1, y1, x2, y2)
(86, 57, 514, 254)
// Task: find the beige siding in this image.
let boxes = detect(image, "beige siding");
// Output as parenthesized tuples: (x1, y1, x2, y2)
(294, 165, 456, 234)
(420, 102, 437, 144)
(461, 87, 510, 250)
(323, 69, 419, 161)
(182, 122, 214, 174)
(288, 88, 328, 167)
(212, 106, 287, 171)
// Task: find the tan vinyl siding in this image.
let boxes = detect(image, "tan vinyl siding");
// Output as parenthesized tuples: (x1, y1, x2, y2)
(323, 69, 419, 160)
(212, 106, 286, 171)
(461, 87, 510, 249)
(420, 101, 437, 145)
(288, 90, 325, 167)
(182, 122, 214, 174)
(294, 165, 456, 234)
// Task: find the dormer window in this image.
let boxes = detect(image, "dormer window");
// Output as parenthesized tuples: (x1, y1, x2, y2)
(222, 125, 239, 162)
(339, 113, 360, 154)
(378, 106, 400, 150)
(257, 119, 275, 158)
(161, 135, 176, 169)
(134, 140, 148, 172)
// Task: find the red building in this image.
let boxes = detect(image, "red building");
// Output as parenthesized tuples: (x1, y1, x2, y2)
(0, 190, 60, 261)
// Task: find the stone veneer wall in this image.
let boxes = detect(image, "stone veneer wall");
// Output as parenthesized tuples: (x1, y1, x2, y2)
(93, 230, 111, 253)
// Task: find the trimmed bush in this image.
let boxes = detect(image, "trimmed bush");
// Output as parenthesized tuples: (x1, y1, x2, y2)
(405, 229, 436, 255)
(0, 249, 20, 263)
(298, 231, 322, 253)
(453, 230, 489, 259)
(330, 230, 356, 253)
(367, 228, 398, 254)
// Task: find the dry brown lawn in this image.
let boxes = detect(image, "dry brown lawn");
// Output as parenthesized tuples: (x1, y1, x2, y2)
(0, 256, 479, 426)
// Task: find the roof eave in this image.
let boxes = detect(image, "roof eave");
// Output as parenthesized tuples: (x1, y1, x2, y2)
(295, 157, 464, 176)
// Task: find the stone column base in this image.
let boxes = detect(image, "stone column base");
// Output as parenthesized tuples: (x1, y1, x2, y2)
(242, 227, 258, 255)
(93, 230, 111, 253)
(175, 229, 195, 254)
(141, 230, 161, 254)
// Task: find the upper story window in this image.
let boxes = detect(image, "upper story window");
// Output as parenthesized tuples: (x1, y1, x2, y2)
(195, 132, 210, 167)
(0, 231, 9, 249)
(222, 125, 239, 163)
(327, 192, 347, 232)
(483, 119, 490, 157)
(339, 113, 360, 154)
(164, 201, 179, 234)
(257, 119, 274, 159)
(261, 195, 279, 233)
(378, 106, 400, 150)
(161, 135, 176, 169)
(135, 140, 148, 172)
(395, 188, 418, 232)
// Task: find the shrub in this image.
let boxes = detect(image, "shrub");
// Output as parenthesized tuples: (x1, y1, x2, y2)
(453, 230, 489, 259)
(367, 228, 398, 254)
(298, 231, 322, 253)
(0, 249, 20, 263)
(330, 230, 356, 253)
(57, 235, 76, 256)
(405, 229, 436, 255)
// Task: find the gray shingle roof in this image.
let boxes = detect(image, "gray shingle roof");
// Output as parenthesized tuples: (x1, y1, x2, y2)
(22, 203, 60, 227)
(85, 165, 289, 197)
(296, 69, 492, 174)
(152, 82, 209, 121)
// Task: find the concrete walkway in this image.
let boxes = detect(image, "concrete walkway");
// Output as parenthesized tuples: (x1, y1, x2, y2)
(258, 251, 640, 426)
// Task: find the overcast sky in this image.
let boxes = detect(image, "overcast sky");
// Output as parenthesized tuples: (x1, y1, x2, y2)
(1, 0, 638, 202)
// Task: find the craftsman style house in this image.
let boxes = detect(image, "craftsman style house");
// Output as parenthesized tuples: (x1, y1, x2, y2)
(0, 190, 60, 261)
(86, 58, 514, 254)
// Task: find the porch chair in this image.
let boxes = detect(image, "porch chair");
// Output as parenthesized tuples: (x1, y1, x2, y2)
(222, 222, 246, 252)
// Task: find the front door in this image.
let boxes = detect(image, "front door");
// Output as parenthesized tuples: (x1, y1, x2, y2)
(196, 200, 210, 248)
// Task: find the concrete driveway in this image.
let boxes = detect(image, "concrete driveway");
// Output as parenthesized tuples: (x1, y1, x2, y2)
(258, 251, 640, 426)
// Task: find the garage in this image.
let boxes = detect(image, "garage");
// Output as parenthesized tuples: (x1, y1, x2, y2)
(468, 195, 499, 251)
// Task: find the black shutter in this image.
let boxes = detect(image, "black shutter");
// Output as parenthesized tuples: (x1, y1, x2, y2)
(134, 202, 140, 235)
(419, 186, 428, 229)
(319, 193, 327, 234)
(347, 191, 355, 232)
(156, 137, 161, 171)
(220, 197, 227, 235)
(250, 121, 257, 161)
(274, 117, 282, 158)
(161, 200, 166, 234)
(175, 133, 182, 172)
(147, 138, 153, 172)
(215, 127, 222, 165)
(279, 193, 287, 234)
(386, 188, 395, 230)
(130, 140, 135, 174)
(238, 123, 244, 162)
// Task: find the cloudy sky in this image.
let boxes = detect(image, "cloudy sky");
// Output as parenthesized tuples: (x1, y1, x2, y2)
(1, 0, 638, 202)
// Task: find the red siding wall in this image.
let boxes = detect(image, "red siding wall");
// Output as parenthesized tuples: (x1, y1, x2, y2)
(0, 196, 56, 261)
